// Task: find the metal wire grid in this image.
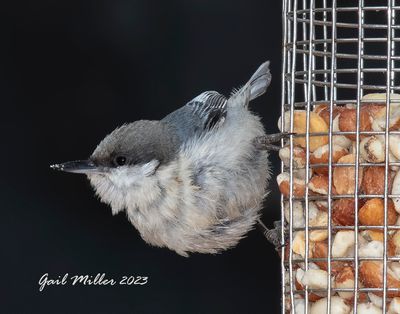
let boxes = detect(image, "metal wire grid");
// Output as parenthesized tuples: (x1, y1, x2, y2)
(281, 0, 400, 313)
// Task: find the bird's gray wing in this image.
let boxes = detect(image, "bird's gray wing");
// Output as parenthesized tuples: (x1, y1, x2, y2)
(161, 91, 227, 143)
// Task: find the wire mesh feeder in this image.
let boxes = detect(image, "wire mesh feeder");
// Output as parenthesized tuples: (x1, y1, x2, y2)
(279, 0, 400, 313)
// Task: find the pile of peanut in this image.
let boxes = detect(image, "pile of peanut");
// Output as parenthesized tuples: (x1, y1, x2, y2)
(277, 93, 400, 313)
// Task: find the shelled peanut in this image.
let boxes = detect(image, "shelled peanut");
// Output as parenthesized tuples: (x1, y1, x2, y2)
(278, 93, 400, 313)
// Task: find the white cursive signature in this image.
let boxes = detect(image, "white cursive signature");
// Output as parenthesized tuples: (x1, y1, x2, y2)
(38, 273, 148, 292)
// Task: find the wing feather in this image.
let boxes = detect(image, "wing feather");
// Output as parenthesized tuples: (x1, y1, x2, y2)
(162, 91, 227, 143)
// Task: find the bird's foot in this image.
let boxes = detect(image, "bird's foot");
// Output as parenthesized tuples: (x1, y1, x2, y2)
(257, 219, 286, 250)
(254, 132, 294, 151)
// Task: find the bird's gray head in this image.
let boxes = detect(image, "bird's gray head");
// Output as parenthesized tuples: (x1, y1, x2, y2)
(51, 120, 179, 213)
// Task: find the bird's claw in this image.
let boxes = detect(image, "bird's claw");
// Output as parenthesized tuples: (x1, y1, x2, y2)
(257, 219, 286, 251)
(254, 132, 295, 151)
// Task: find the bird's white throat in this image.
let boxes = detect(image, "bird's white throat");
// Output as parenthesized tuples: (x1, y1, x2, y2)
(87, 159, 164, 215)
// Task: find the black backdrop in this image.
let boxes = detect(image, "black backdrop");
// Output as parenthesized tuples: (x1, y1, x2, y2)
(2, 1, 283, 313)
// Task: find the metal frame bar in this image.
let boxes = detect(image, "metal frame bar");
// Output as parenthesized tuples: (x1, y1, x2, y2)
(281, 0, 289, 312)
(327, 0, 337, 312)
(288, 0, 298, 310)
(353, 1, 364, 312)
(304, 0, 315, 311)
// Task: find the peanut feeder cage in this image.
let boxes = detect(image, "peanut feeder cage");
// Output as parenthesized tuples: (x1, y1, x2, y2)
(280, 0, 400, 313)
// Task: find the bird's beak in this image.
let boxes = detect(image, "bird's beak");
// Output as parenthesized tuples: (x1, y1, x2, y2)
(50, 160, 100, 174)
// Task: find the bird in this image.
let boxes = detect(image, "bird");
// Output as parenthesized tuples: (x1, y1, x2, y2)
(51, 61, 285, 257)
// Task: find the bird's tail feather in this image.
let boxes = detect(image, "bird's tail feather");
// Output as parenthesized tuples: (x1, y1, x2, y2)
(247, 61, 271, 101)
(229, 61, 271, 106)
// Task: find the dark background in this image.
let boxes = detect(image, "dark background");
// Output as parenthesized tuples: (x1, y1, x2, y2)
(1, 1, 283, 313)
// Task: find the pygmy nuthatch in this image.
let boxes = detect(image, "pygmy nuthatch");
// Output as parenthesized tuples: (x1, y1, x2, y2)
(52, 61, 285, 256)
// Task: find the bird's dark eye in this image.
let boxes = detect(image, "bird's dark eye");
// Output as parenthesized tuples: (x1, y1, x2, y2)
(114, 156, 127, 166)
